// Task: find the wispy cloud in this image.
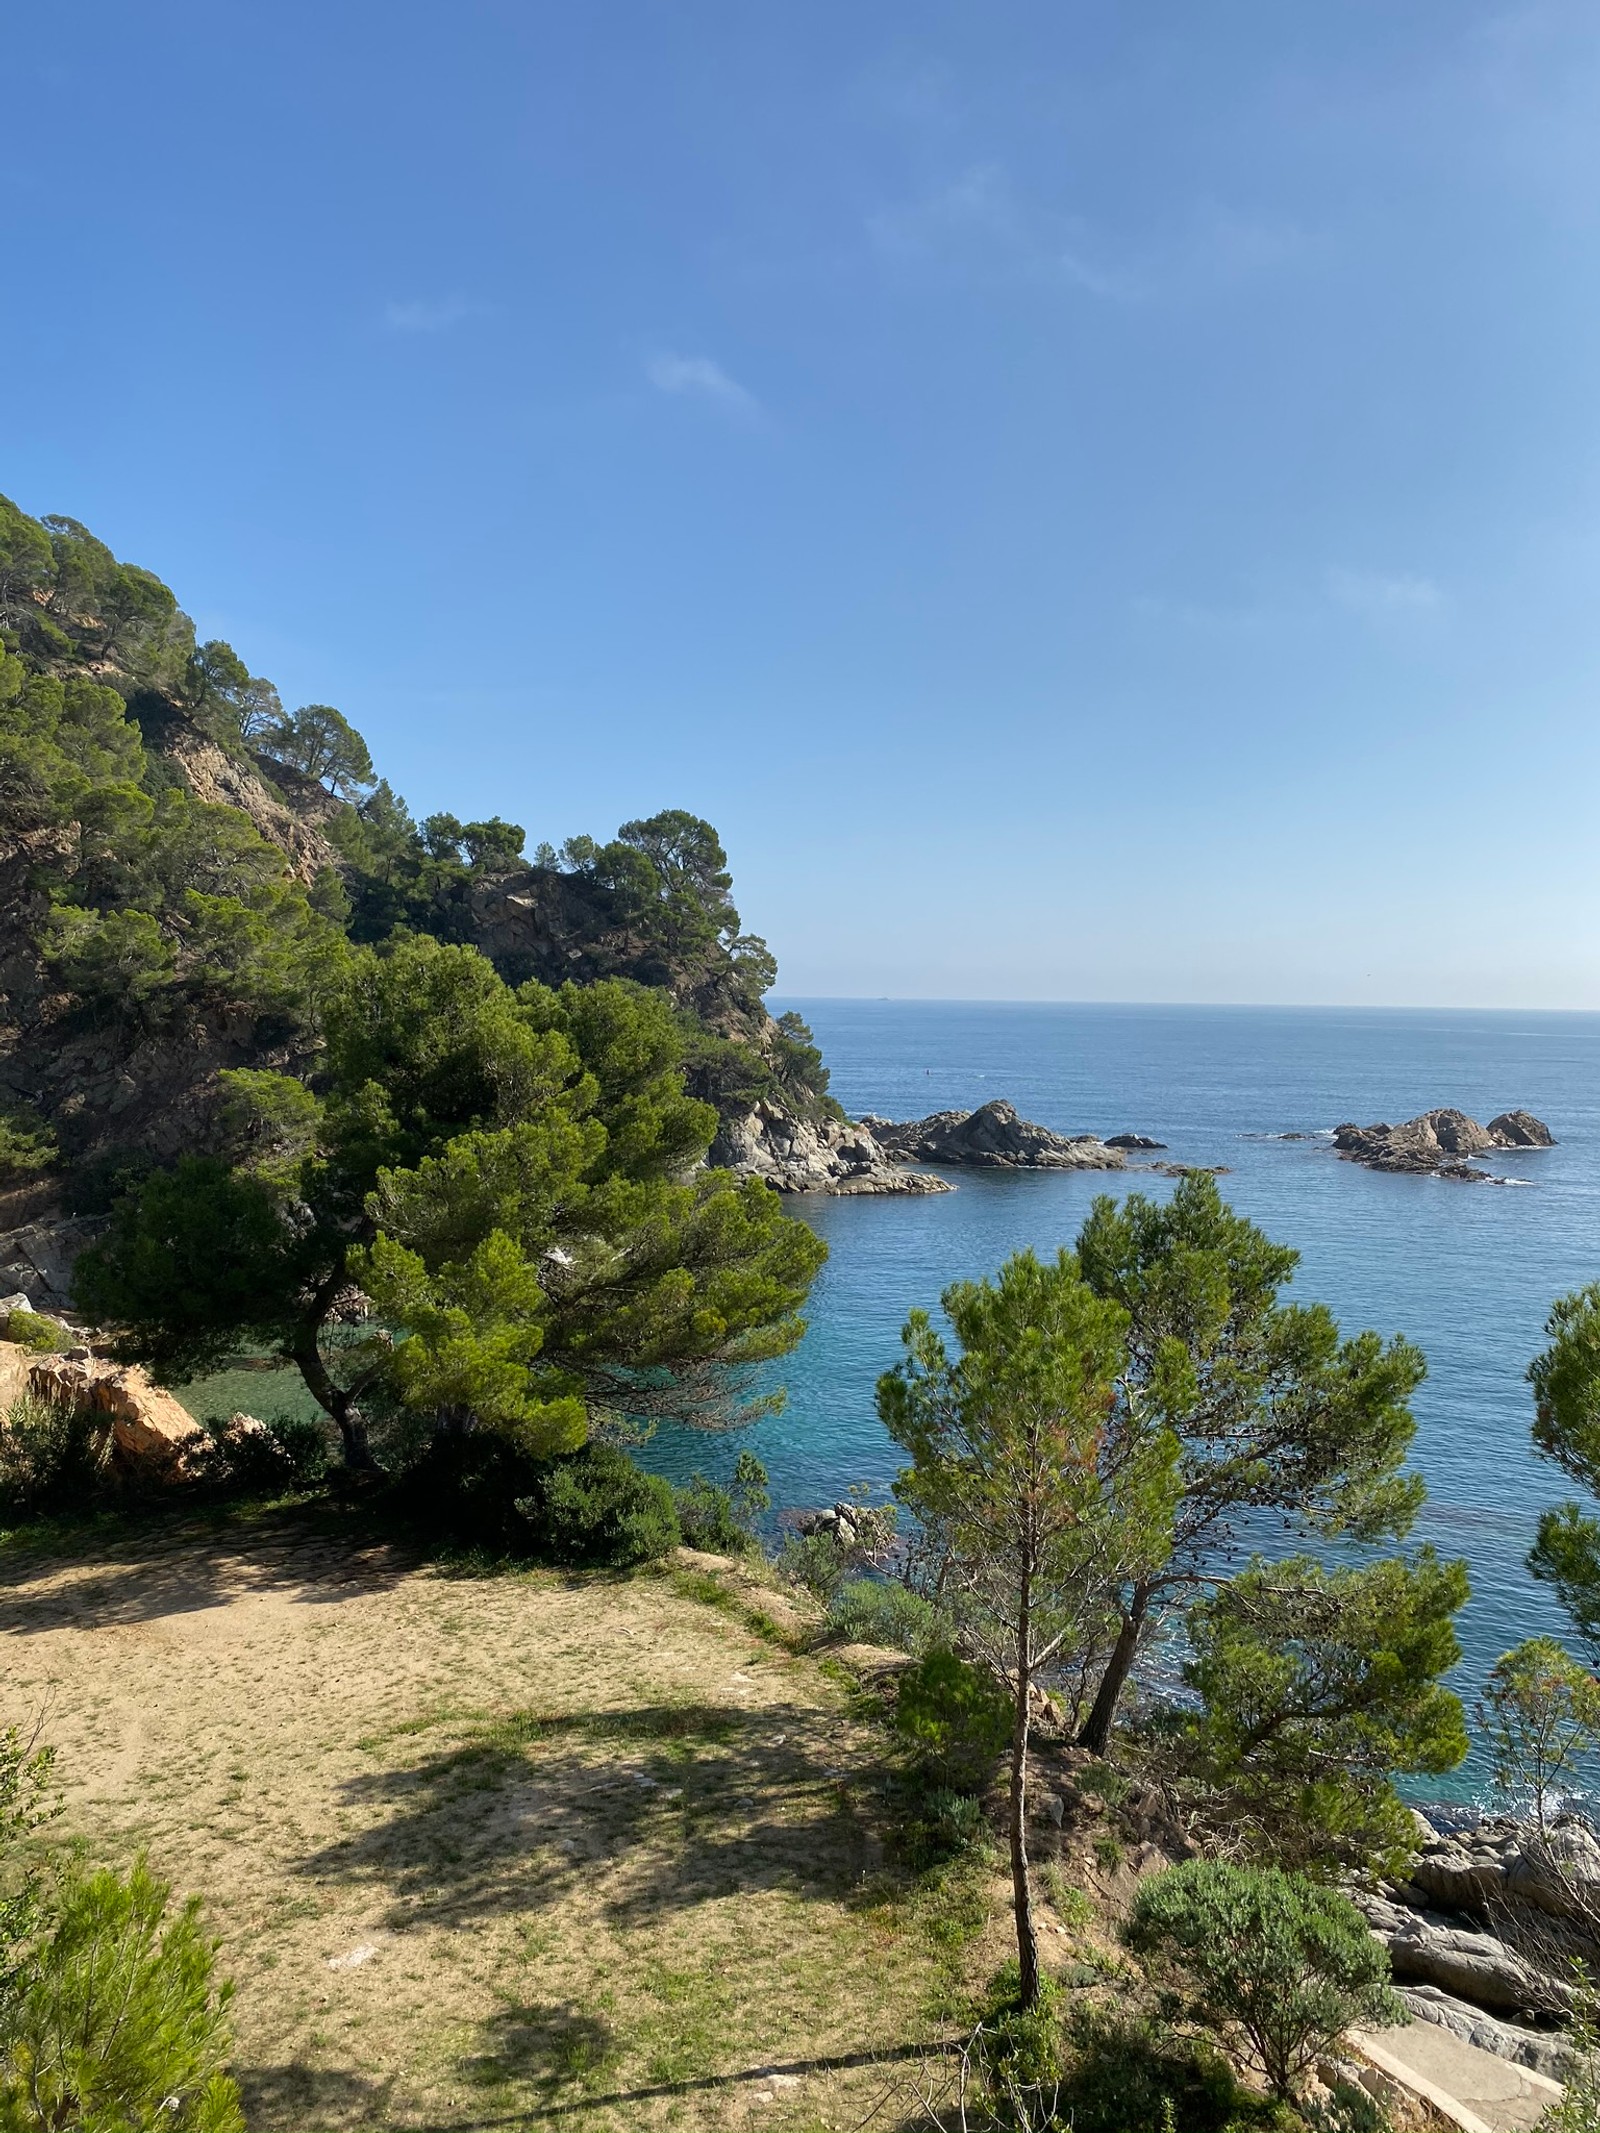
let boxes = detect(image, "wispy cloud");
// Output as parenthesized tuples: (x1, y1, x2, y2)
(645, 351, 760, 418)
(1326, 568, 1446, 617)
(383, 295, 475, 333)
(868, 166, 1303, 301)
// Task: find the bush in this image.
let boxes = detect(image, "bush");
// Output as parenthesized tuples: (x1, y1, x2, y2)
(1125, 1859, 1406, 2100)
(1, 1312, 69, 1354)
(826, 1576, 946, 1655)
(1052, 2005, 1245, 2133)
(777, 1527, 851, 1598)
(900, 1786, 986, 1869)
(0, 1395, 104, 1523)
(0, 1855, 244, 2131)
(535, 1445, 679, 1568)
(202, 1413, 331, 1495)
(675, 1453, 769, 1555)
(895, 1649, 1011, 1790)
(396, 1432, 678, 1568)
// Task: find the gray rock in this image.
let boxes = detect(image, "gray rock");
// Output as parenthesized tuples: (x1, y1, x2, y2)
(861, 1101, 1126, 1172)
(1399, 1987, 1576, 2081)
(1488, 1110, 1557, 1148)
(709, 1102, 955, 1196)
(1106, 1133, 1167, 1150)
(1350, 1889, 1573, 2019)
(1332, 1108, 1552, 1179)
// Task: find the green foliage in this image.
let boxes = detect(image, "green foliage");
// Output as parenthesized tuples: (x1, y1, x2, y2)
(1478, 1636, 1600, 1836)
(1052, 2005, 1250, 2133)
(1540, 1980, 1600, 2133)
(0, 1396, 105, 1523)
(0, 1856, 244, 2132)
(0, 1107, 55, 1188)
(400, 1434, 678, 1566)
(1126, 1859, 1405, 2101)
(1528, 1286, 1600, 1660)
(777, 1527, 852, 1598)
(2, 1313, 68, 1354)
(1175, 1551, 1469, 1876)
(533, 1443, 680, 1568)
(825, 1577, 946, 1656)
(1072, 1174, 1429, 1752)
(258, 702, 374, 798)
(0, 1724, 58, 2031)
(896, 1650, 1011, 1790)
(675, 1452, 770, 1555)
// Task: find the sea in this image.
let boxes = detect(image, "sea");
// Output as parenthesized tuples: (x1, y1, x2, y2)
(640, 1000, 1600, 1804)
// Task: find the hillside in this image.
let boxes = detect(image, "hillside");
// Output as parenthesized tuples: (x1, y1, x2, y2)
(0, 492, 842, 1294)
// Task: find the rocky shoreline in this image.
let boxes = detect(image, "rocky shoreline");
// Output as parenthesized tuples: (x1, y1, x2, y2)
(1348, 1812, 1600, 2079)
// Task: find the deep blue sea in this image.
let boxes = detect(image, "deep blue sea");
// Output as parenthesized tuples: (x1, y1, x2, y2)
(642, 1000, 1600, 1801)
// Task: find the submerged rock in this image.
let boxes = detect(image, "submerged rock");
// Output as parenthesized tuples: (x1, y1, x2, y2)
(860, 1100, 1125, 1172)
(1106, 1133, 1167, 1150)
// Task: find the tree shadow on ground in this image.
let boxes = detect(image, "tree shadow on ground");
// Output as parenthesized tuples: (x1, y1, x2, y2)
(233, 2060, 397, 2130)
(0, 1518, 412, 1635)
(291, 1699, 884, 1931)
(457, 1999, 618, 2101)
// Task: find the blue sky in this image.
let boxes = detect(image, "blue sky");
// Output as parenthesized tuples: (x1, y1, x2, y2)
(7, 2, 1600, 1005)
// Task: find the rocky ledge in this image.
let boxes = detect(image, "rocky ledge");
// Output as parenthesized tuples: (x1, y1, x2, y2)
(859, 1100, 1127, 1172)
(709, 1101, 953, 1195)
(1333, 1108, 1554, 1181)
(1348, 1814, 1600, 2080)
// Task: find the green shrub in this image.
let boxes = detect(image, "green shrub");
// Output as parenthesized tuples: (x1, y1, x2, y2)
(1041, 1865, 1095, 1932)
(0, 1395, 104, 1522)
(973, 1970, 1064, 2118)
(1053, 2005, 1245, 2133)
(1125, 1859, 1405, 2100)
(0, 1106, 56, 1187)
(777, 1526, 851, 1598)
(395, 1432, 676, 1566)
(0, 1855, 244, 2131)
(675, 1454, 768, 1555)
(203, 1413, 331, 1495)
(535, 1444, 679, 1567)
(826, 1576, 946, 1655)
(1, 1312, 69, 1354)
(895, 1650, 1010, 1790)
(900, 1786, 986, 1869)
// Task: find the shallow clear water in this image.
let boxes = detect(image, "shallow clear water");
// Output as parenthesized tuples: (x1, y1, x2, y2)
(641, 1000, 1600, 1800)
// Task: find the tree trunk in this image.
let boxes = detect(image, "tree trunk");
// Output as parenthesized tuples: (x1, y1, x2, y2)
(1077, 1580, 1151, 1756)
(1010, 1571, 1040, 2011)
(289, 1325, 377, 1472)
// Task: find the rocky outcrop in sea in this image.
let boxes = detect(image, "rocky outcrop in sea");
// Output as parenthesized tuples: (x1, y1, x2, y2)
(709, 1102, 953, 1195)
(859, 1100, 1127, 1172)
(1333, 1108, 1555, 1181)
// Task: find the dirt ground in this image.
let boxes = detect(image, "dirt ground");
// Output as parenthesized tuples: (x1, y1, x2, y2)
(1, 1518, 990, 2131)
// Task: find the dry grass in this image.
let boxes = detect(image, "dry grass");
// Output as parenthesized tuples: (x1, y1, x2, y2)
(0, 1518, 1003, 2130)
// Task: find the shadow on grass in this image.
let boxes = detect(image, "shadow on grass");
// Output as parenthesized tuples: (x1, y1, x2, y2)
(234, 2060, 397, 2129)
(291, 1698, 882, 1930)
(458, 2000, 618, 2098)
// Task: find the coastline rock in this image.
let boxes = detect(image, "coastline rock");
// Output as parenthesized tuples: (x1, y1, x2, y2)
(860, 1100, 1125, 1172)
(1, 1341, 212, 1482)
(709, 1102, 953, 1196)
(1107, 1133, 1167, 1150)
(1398, 1987, 1576, 2082)
(1333, 1108, 1554, 1179)
(1488, 1110, 1557, 1148)
(1350, 1890, 1571, 2019)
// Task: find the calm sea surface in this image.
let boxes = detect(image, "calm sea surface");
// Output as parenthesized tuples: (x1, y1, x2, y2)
(642, 1000, 1600, 1801)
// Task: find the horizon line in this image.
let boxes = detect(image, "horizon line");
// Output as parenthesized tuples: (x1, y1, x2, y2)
(766, 995, 1600, 1015)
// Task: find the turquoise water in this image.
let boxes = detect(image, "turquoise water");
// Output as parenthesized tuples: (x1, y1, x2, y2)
(643, 1000, 1600, 1794)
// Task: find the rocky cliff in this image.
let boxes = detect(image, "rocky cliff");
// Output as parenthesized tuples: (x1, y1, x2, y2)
(709, 1102, 952, 1195)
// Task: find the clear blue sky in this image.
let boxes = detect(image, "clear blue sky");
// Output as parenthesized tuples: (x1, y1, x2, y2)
(7, 3, 1600, 1005)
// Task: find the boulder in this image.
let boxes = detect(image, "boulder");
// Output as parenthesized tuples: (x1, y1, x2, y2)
(1488, 1111, 1557, 1148)
(1399, 1987, 1576, 2082)
(1106, 1133, 1167, 1150)
(861, 1101, 1126, 1172)
(13, 1345, 211, 1481)
(1351, 1890, 1573, 2020)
